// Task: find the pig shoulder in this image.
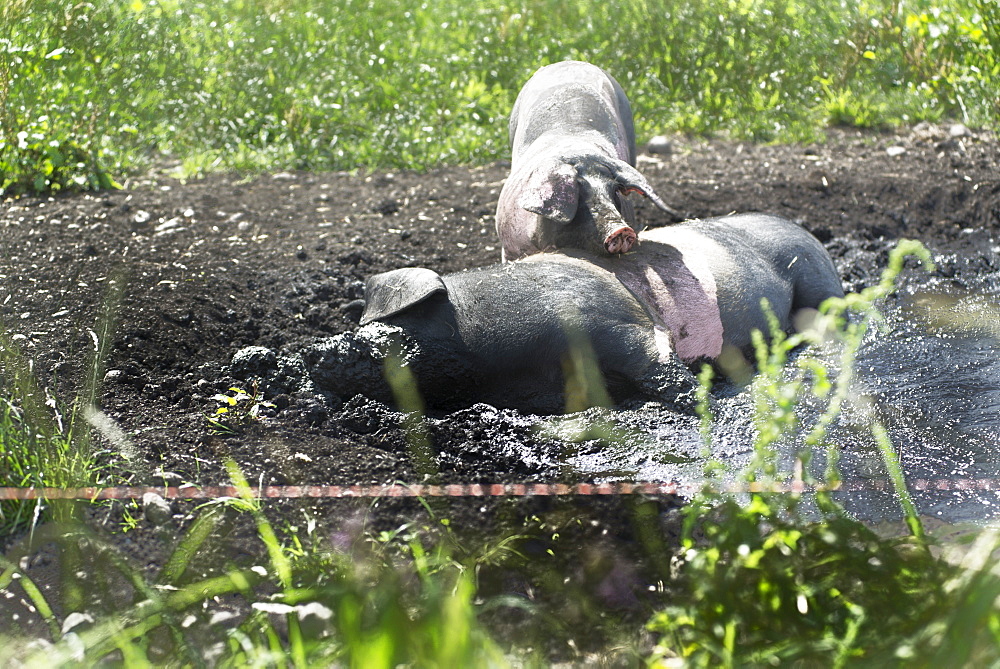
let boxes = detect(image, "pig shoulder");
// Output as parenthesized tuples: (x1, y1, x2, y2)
(449, 253, 651, 331)
(606, 233, 728, 364)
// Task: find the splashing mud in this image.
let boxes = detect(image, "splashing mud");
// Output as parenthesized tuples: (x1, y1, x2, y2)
(231, 234, 1000, 525)
(1, 125, 997, 531)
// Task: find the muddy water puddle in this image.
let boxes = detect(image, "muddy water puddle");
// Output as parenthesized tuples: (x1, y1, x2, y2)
(496, 256, 1000, 526)
(850, 271, 1000, 523)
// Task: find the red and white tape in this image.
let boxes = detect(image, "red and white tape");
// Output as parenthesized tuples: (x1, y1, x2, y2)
(0, 477, 999, 501)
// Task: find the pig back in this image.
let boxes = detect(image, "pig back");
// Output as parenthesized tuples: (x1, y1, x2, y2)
(509, 61, 635, 163)
(442, 255, 654, 366)
(632, 214, 842, 354)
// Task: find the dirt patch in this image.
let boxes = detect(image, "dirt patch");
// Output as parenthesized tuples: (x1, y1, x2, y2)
(3, 121, 999, 488)
(4, 123, 997, 484)
(1, 122, 998, 646)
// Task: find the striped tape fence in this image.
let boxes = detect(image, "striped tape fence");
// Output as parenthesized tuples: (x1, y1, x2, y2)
(1, 477, 998, 501)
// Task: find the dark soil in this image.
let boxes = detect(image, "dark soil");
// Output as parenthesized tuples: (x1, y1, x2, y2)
(5, 122, 997, 487)
(1, 122, 998, 652)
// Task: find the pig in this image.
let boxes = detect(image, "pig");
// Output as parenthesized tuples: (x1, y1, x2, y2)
(496, 60, 681, 262)
(234, 214, 843, 416)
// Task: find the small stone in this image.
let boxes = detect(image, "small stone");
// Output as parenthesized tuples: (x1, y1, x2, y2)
(61, 612, 94, 635)
(949, 123, 970, 138)
(912, 121, 937, 142)
(142, 492, 173, 526)
(935, 138, 961, 152)
(886, 146, 907, 157)
(375, 199, 401, 216)
(646, 135, 673, 155)
(151, 470, 184, 486)
(296, 601, 334, 637)
(154, 218, 182, 234)
(104, 369, 124, 383)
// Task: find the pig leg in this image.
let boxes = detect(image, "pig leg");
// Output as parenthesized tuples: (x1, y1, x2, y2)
(599, 323, 700, 414)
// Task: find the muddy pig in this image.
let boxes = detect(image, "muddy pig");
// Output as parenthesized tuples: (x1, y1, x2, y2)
(496, 60, 681, 262)
(236, 214, 843, 415)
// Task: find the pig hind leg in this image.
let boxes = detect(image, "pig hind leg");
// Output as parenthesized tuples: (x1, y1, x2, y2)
(788, 247, 845, 311)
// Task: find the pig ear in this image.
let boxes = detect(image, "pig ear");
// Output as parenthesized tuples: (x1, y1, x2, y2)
(360, 268, 447, 325)
(608, 160, 684, 219)
(517, 161, 579, 223)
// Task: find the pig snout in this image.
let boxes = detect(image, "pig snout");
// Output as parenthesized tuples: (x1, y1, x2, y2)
(604, 225, 637, 255)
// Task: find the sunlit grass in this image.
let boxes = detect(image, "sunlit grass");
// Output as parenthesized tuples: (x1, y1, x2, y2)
(0, 331, 94, 533)
(0, 461, 513, 667)
(647, 241, 1000, 666)
(1, 0, 996, 196)
(3, 239, 1000, 664)
(0, 273, 126, 534)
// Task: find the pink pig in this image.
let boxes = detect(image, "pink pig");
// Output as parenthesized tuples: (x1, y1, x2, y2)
(496, 61, 681, 261)
(279, 214, 843, 414)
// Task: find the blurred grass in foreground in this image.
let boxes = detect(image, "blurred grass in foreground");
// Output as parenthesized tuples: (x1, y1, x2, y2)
(3, 234, 1000, 664)
(0, 272, 126, 535)
(1, 0, 997, 195)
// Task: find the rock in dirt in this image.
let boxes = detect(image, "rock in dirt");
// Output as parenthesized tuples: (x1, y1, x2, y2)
(142, 493, 173, 527)
(646, 135, 673, 155)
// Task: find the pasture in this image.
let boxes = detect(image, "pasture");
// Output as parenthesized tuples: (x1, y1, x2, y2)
(2, 1, 1000, 665)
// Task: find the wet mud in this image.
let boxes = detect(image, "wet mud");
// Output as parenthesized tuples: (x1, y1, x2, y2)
(2, 122, 998, 494)
(1, 124, 999, 643)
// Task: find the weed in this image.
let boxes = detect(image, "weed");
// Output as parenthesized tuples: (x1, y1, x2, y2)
(0, 272, 126, 533)
(1, 461, 510, 667)
(647, 241, 1000, 665)
(206, 381, 275, 435)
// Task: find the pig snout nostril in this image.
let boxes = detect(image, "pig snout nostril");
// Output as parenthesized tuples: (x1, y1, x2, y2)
(605, 227, 637, 254)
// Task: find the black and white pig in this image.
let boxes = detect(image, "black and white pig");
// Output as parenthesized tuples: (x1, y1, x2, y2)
(236, 214, 843, 415)
(495, 60, 680, 262)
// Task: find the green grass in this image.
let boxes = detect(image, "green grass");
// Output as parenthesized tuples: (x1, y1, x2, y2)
(0, 328, 92, 532)
(0, 273, 125, 534)
(1, 0, 997, 196)
(3, 240, 1000, 665)
(0, 455, 516, 666)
